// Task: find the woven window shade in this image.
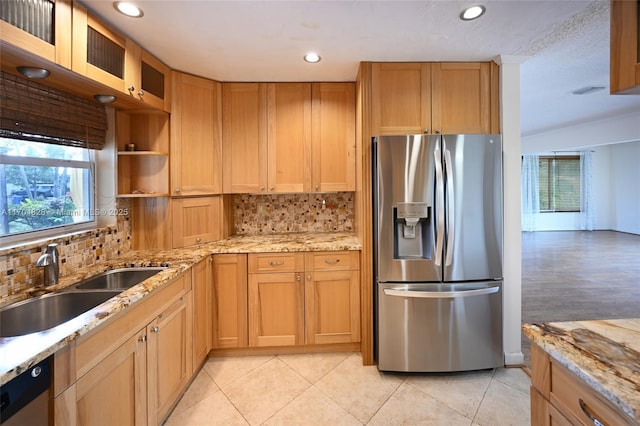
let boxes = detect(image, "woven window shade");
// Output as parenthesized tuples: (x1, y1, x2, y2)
(0, 71, 108, 149)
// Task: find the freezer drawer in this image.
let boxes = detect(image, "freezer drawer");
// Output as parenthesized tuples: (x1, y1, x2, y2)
(377, 282, 503, 372)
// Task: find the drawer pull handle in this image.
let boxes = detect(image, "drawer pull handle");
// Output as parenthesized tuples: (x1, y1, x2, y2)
(579, 399, 605, 426)
(268, 260, 285, 266)
(324, 259, 340, 265)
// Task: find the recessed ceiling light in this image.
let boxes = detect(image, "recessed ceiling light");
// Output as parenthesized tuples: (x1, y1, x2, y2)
(304, 53, 321, 63)
(460, 5, 486, 21)
(16, 66, 50, 79)
(113, 1, 143, 18)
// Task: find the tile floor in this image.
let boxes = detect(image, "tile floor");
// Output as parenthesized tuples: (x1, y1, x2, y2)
(164, 353, 531, 426)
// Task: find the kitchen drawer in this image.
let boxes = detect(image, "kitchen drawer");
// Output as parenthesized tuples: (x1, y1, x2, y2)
(305, 251, 359, 271)
(550, 360, 635, 425)
(248, 253, 304, 273)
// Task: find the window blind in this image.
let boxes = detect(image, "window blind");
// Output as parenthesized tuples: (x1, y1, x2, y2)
(0, 71, 108, 150)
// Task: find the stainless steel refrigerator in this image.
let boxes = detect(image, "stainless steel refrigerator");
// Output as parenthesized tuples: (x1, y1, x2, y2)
(373, 134, 503, 372)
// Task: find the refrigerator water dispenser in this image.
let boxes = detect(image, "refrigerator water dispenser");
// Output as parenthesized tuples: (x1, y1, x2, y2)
(394, 202, 431, 259)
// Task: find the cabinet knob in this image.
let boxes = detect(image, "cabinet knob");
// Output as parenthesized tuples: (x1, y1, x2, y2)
(307, 274, 312, 281)
(260, 186, 265, 191)
(175, 188, 181, 193)
(424, 128, 429, 134)
(196, 237, 202, 243)
(269, 187, 274, 191)
(435, 129, 441, 134)
(209, 256, 213, 264)
(139, 335, 147, 343)
(315, 185, 319, 191)
(138, 90, 144, 97)
(296, 274, 301, 281)
(151, 326, 159, 333)
(128, 86, 135, 92)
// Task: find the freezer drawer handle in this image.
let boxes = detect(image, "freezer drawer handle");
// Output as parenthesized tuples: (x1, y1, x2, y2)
(383, 286, 500, 299)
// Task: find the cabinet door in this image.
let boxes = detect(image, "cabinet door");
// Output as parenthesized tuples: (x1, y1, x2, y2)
(192, 257, 212, 368)
(431, 62, 491, 134)
(147, 295, 191, 424)
(248, 272, 304, 347)
(135, 50, 171, 111)
(371, 63, 431, 135)
(311, 83, 355, 192)
(222, 83, 268, 193)
(73, 330, 147, 426)
(0, 0, 72, 67)
(171, 73, 222, 196)
(212, 254, 248, 349)
(171, 196, 222, 248)
(267, 83, 311, 192)
(305, 270, 360, 345)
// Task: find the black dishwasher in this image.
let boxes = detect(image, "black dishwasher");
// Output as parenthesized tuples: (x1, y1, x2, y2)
(0, 356, 51, 425)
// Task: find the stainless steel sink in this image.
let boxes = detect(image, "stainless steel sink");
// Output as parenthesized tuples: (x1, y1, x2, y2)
(0, 291, 121, 337)
(72, 267, 166, 290)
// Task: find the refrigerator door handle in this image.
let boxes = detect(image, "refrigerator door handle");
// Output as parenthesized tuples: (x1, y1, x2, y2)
(444, 149, 455, 266)
(434, 147, 445, 266)
(383, 286, 500, 299)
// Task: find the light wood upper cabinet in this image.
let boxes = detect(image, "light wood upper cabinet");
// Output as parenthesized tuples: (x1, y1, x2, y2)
(371, 62, 497, 135)
(372, 63, 432, 135)
(222, 83, 268, 193)
(432, 62, 491, 134)
(267, 82, 312, 193)
(171, 72, 222, 195)
(311, 83, 356, 192)
(212, 254, 248, 349)
(0, 0, 72, 68)
(223, 82, 355, 193)
(192, 257, 212, 368)
(171, 196, 222, 248)
(610, 0, 640, 94)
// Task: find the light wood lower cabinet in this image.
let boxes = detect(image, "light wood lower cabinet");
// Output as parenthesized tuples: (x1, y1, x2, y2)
(192, 257, 212, 367)
(245, 251, 360, 348)
(212, 254, 248, 349)
(53, 272, 193, 426)
(529, 342, 635, 426)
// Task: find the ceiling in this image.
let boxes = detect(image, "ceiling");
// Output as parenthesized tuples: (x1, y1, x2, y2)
(82, 0, 640, 137)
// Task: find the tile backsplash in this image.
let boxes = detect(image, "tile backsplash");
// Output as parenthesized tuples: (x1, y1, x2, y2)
(234, 192, 354, 234)
(0, 199, 132, 299)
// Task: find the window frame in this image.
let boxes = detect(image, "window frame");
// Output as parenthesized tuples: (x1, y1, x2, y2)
(0, 147, 97, 245)
(538, 155, 581, 213)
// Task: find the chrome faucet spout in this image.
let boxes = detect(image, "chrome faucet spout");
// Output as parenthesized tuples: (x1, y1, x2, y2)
(36, 244, 60, 286)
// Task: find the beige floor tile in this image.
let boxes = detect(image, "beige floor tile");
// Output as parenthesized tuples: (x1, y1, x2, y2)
(223, 358, 311, 425)
(164, 390, 248, 426)
(368, 382, 473, 426)
(315, 353, 403, 423)
(492, 367, 531, 394)
(473, 378, 530, 426)
(405, 369, 493, 418)
(202, 355, 273, 388)
(277, 352, 352, 383)
(171, 369, 220, 416)
(263, 386, 361, 426)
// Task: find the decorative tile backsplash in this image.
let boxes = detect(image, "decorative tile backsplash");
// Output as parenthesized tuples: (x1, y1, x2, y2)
(0, 199, 132, 299)
(234, 192, 355, 234)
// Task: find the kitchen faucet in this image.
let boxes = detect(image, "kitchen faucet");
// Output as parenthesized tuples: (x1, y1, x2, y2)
(36, 243, 60, 286)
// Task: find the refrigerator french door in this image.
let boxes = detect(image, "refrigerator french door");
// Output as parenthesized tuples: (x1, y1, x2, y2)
(373, 134, 503, 372)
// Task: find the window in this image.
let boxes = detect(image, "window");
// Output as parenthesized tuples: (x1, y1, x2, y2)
(0, 139, 95, 241)
(538, 156, 580, 212)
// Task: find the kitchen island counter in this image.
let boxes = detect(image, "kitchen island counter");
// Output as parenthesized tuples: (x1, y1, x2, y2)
(523, 319, 640, 423)
(1, 232, 360, 385)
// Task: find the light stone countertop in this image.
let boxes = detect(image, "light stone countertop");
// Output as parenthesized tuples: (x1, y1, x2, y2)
(0, 232, 361, 385)
(523, 319, 640, 422)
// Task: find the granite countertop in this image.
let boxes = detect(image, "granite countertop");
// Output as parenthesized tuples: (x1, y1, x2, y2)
(0, 232, 361, 385)
(523, 319, 640, 422)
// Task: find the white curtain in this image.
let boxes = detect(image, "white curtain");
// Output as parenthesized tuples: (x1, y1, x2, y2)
(580, 151, 594, 230)
(521, 154, 540, 232)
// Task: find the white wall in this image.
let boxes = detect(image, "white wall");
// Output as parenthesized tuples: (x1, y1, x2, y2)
(522, 110, 640, 234)
(610, 141, 640, 234)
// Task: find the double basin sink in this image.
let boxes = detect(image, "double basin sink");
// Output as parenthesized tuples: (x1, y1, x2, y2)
(0, 268, 166, 338)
